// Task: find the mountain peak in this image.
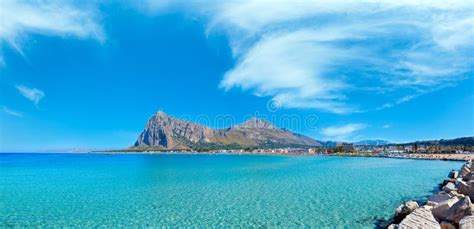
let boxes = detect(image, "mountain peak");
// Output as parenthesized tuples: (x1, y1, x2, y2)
(155, 111, 167, 117)
(154, 111, 174, 121)
(237, 117, 276, 129)
(134, 112, 321, 149)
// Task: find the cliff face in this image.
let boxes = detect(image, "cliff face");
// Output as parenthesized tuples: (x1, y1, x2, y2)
(134, 112, 322, 149)
(134, 112, 214, 149)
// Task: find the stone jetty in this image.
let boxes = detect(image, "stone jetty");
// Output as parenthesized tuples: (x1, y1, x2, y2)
(389, 160, 474, 229)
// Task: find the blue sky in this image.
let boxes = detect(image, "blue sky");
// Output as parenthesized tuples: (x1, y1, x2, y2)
(0, 1, 473, 151)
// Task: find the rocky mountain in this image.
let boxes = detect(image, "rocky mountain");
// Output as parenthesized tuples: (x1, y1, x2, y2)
(133, 111, 322, 150)
(354, 140, 391, 146)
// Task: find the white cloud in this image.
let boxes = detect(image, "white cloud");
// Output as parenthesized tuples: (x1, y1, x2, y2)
(382, 124, 391, 129)
(220, 29, 357, 113)
(0, 0, 103, 63)
(431, 16, 474, 51)
(3, 1, 471, 114)
(2, 106, 23, 117)
(378, 94, 419, 110)
(16, 85, 45, 105)
(144, 0, 474, 113)
(321, 123, 366, 138)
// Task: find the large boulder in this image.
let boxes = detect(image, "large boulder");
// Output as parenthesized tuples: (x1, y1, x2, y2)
(460, 215, 474, 229)
(398, 208, 440, 229)
(394, 201, 420, 223)
(464, 173, 474, 182)
(429, 193, 456, 204)
(458, 181, 472, 195)
(443, 182, 457, 192)
(461, 164, 471, 178)
(441, 179, 457, 188)
(449, 170, 459, 179)
(457, 180, 474, 200)
(432, 197, 460, 221)
(445, 196, 473, 224)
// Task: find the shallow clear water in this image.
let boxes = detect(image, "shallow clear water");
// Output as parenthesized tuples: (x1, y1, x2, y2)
(0, 153, 461, 227)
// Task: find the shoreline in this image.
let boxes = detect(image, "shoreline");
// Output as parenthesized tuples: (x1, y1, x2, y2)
(4, 151, 474, 162)
(91, 151, 474, 162)
(389, 160, 474, 228)
(328, 153, 474, 162)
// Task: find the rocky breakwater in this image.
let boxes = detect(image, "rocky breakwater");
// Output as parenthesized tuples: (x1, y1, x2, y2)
(389, 161, 474, 229)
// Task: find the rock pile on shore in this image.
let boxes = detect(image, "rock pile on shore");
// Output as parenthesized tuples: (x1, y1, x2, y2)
(389, 160, 474, 229)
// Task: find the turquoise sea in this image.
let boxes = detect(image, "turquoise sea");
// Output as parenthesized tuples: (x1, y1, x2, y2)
(0, 153, 461, 227)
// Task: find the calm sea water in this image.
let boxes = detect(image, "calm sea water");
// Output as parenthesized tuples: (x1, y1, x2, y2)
(0, 153, 461, 227)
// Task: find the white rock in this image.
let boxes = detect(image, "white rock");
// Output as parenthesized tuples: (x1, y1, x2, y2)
(429, 193, 456, 204)
(399, 208, 440, 229)
(443, 182, 457, 192)
(432, 197, 460, 221)
(460, 215, 474, 229)
(445, 196, 473, 224)
(394, 201, 420, 223)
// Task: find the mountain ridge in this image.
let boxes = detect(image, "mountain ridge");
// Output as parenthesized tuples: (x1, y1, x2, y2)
(132, 112, 474, 151)
(133, 112, 322, 150)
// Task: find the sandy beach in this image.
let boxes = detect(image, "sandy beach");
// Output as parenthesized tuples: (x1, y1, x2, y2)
(396, 153, 474, 161)
(331, 153, 474, 161)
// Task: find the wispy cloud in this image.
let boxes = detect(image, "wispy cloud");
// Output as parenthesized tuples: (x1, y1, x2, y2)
(382, 124, 391, 129)
(142, 0, 474, 113)
(377, 94, 419, 110)
(213, 1, 473, 113)
(16, 85, 45, 105)
(219, 29, 356, 114)
(321, 123, 366, 137)
(0, 0, 103, 64)
(3, 1, 471, 114)
(2, 106, 23, 117)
